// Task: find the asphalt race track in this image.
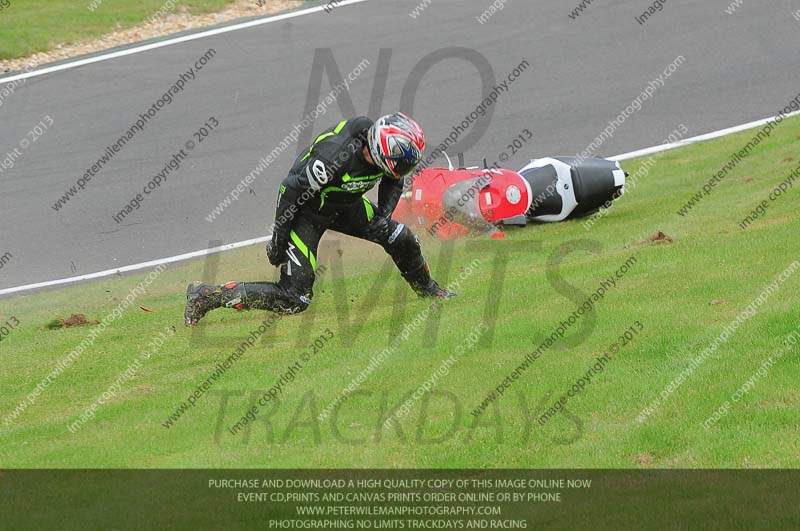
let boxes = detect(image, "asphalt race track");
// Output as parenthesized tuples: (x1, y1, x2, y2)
(1, 0, 799, 291)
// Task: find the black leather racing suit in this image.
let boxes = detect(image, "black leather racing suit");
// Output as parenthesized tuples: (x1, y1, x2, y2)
(223, 116, 434, 314)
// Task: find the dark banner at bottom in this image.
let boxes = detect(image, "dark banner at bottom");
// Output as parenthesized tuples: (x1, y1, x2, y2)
(2, 469, 798, 530)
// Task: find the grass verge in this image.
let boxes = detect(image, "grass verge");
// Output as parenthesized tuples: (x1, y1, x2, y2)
(1, 0, 250, 61)
(1, 117, 799, 468)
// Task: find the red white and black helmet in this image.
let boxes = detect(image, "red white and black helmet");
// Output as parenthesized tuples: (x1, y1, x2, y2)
(367, 112, 426, 178)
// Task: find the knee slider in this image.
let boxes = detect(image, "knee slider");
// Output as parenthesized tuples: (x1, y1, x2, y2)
(294, 294, 312, 313)
(278, 293, 312, 315)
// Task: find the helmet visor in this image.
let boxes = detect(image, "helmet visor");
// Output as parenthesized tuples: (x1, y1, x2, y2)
(387, 157, 419, 177)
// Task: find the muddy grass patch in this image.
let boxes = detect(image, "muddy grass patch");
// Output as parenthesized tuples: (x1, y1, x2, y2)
(635, 453, 657, 465)
(45, 313, 100, 330)
(642, 231, 674, 244)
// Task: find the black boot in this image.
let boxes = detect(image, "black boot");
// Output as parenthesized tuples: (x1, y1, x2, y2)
(412, 278, 458, 298)
(184, 282, 247, 326)
(402, 262, 458, 298)
(185, 283, 219, 326)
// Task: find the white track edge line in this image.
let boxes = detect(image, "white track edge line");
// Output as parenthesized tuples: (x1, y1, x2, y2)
(2, 110, 797, 297)
(610, 110, 800, 161)
(0, 0, 371, 85)
(0, 236, 271, 297)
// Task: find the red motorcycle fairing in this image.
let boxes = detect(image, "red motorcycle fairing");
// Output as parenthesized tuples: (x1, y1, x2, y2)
(393, 166, 531, 239)
(476, 168, 532, 223)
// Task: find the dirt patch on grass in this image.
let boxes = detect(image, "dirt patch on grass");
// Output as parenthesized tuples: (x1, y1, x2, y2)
(1, 0, 301, 73)
(635, 453, 656, 465)
(46, 313, 100, 330)
(642, 231, 674, 244)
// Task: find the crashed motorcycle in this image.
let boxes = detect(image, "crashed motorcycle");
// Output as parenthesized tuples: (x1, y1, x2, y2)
(393, 154, 627, 239)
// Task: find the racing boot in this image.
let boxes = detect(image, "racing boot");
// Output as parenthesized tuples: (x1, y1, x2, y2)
(413, 278, 458, 298)
(184, 281, 247, 326)
(403, 262, 458, 298)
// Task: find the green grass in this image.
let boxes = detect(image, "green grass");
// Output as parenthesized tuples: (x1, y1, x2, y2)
(0, 0, 243, 60)
(2, 117, 799, 469)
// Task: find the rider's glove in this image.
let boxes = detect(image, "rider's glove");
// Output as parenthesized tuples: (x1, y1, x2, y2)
(363, 215, 390, 241)
(267, 237, 286, 267)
